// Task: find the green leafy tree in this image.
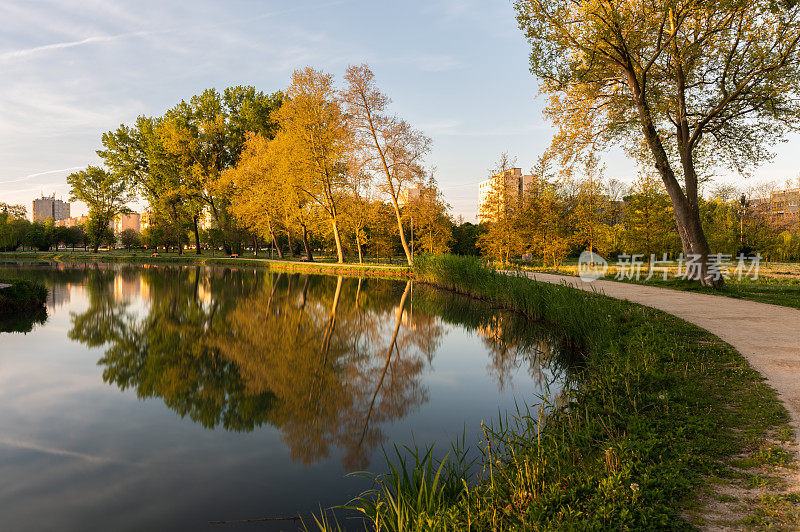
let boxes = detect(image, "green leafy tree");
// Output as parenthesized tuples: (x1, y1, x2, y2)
(119, 228, 140, 250)
(67, 166, 134, 252)
(623, 174, 681, 260)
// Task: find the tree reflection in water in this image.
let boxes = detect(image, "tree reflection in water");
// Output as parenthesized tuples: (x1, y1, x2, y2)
(64, 265, 577, 470)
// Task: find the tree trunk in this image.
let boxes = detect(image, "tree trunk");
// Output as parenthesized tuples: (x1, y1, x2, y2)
(628, 71, 722, 288)
(301, 224, 314, 261)
(331, 218, 344, 263)
(193, 216, 201, 255)
(356, 232, 363, 264)
(390, 197, 412, 265)
(271, 230, 284, 259)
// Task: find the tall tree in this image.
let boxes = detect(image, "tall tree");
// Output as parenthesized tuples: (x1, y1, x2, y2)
(220, 133, 287, 258)
(343, 64, 431, 265)
(273, 67, 350, 263)
(623, 173, 681, 260)
(516, 0, 800, 286)
(67, 166, 134, 252)
(404, 176, 453, 255)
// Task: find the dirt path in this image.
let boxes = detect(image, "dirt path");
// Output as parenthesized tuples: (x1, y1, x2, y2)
(516, 272, 800, 442)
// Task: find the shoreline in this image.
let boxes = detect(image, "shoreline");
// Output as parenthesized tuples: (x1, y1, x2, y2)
(0, 252, 412, 279)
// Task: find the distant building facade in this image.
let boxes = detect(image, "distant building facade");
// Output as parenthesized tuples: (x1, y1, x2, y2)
(398, 183, 423, 206)
(55, 215, 88, 228)
(477, 168, 535, 223)
(32, 195, 70, 223)
(113, 213, 141, 234)
(140, 212, 153, 231)
(750, 188, 800, 223)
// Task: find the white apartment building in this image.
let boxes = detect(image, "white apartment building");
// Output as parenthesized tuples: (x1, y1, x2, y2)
(32, 195, 70, 223)
(113, 213, 141, 233)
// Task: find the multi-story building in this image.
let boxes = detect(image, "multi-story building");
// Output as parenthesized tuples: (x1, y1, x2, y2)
(112, 213, 141, 234)
(477, 168, 535, 222)
(32, 195, 70, 223)
(55, 215, 88, 228)
(750, 188, 800, 223)
(139, 212, 153, 231)
(398, 183, 423, 206)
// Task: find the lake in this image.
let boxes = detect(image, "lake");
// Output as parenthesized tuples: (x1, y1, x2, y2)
(0, 262, 573, 531)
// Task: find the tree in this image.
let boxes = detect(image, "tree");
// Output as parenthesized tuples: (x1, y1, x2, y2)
(221, 133, 288, 259)
(404, 176, 453, 255)
(516, 0, 800, 286)
(569, 155, 610, 259)
(477, 153, 526, 263)
(450, 220, 484, 256)
(343, 64, 431, 266)
(623, 173, 681, 260)
(273, 67, 350, 263)
(119, 228, 140, 250)
(67, 166, 134, 252)
(0, 203, 27, 219)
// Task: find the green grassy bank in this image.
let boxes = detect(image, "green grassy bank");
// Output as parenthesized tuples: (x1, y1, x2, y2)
(314, 255, 797, 530)
(0, 278, 48, 333)
(0, 251, 411, 279)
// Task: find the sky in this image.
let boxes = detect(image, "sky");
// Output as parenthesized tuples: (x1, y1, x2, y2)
(1, 0, 799, 221)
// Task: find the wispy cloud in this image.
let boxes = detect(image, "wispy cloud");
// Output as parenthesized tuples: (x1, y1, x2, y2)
(0, 32, 147, 62)
(0, 167, 85, 185)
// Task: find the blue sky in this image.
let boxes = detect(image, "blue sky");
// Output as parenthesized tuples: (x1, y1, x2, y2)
(1, 0, 798, 220)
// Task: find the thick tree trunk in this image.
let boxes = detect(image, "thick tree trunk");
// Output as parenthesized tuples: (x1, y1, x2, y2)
(390, 197, 412, 265)
(628, 71, 722, 288)
(331, 218, 344, 263)
(301, 224, 314, 262)
(356, 232, 363, 264)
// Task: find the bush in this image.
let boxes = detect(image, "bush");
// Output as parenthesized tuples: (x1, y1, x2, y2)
(0, 279, 48, 315)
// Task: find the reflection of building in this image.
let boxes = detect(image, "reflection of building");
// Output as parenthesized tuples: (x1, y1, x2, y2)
(478, 168, 535, 222)
(751, 188, 800, 222)
(32, 195, 70, 223)
(113, 213, 141, 234)
(47, 282, 71, 310)
(113, 274, 142, 301)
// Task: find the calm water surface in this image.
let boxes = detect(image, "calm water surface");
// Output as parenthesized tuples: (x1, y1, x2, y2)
(0, 263, 573, 531)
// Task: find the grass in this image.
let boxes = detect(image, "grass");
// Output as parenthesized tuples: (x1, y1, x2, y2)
(310, 255, 798, 530)
(0, 278, 48, 333)
(0, 278, 47, 314)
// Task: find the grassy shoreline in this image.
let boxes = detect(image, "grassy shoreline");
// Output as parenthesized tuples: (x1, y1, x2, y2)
(315, 256, 798, 530)
(0, 251, 412, 279)
(0, 278, 48, 333)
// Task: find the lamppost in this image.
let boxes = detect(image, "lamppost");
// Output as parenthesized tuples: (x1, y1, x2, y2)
(739, 193, 747, 249)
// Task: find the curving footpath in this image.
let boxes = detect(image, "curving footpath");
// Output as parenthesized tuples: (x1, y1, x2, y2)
(515, 272, 800, 442)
